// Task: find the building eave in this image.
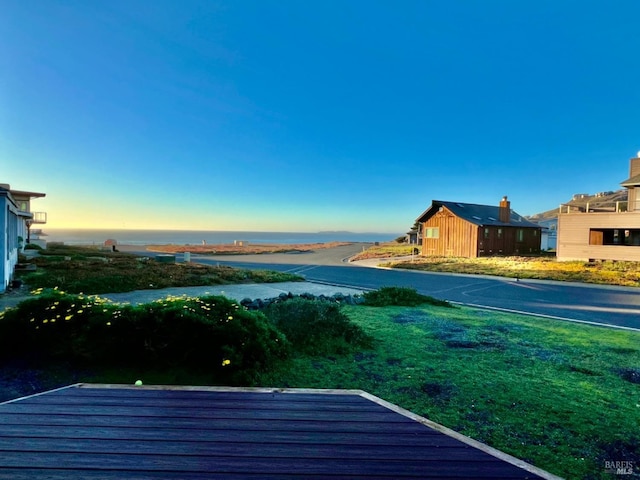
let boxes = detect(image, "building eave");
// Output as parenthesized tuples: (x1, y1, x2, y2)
(10, 189, 46, 199)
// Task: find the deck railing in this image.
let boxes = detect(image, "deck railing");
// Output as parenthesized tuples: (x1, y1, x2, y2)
(29, 211, 47, 224)
(559, 201, 629, 214)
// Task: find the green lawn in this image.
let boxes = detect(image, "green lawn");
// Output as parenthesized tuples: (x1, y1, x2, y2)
(259, 304, 640, 480)
(352, 242, 640, 287)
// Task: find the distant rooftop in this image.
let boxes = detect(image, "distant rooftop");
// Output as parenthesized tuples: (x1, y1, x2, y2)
(0, 183, 46, 199)
(417, 200, 540, 228)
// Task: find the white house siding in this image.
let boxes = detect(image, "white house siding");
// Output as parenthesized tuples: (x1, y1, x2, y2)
(1, 196, 14, 290)
(557, 212, 640, 261)
(0, 192, 31, 291)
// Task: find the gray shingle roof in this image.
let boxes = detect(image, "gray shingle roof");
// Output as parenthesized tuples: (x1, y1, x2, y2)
(620, 173, 640, 187)
(416, 200, 540, 228)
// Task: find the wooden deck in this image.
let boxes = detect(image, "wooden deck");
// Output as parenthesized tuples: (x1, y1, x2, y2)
(0, 384, 560, 479)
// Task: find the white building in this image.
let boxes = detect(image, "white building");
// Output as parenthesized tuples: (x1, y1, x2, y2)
(0, 184, 46, 291)
(536, 218, 557, 251)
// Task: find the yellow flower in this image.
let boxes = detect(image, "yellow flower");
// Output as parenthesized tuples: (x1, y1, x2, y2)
(65, 315, 73, 321)
(227, 315, 233, 320)
(106, 322, 111, 326)
(221, 359, 231, 366)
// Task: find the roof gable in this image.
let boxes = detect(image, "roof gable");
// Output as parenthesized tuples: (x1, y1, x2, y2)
(417, 200, 540, 228)
(620, 173, 640, 187)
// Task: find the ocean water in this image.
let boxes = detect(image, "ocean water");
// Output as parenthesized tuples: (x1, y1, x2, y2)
(42, 229, 401, 246)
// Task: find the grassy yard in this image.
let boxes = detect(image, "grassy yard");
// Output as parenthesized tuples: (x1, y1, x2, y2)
(350, 242, 418, 259)
(352, 242, 640, 287)
(17, 245, 302, 294)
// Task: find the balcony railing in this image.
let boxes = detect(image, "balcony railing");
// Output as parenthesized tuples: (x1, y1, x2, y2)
(28, 212, 47, 224)
(559, 201, 628, 214)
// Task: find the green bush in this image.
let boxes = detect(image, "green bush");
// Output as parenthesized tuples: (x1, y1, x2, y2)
(131, 295, 289, 379)
(0, 290, 289, 383)
(0, 289, 111, 360)
(363, 286, 453, 307)
(264, 298, 372, 355)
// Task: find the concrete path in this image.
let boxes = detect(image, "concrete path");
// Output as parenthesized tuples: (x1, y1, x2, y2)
(1, 282, 366, 310)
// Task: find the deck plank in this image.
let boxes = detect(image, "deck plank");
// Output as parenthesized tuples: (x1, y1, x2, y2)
(0, 403, 405, 422)
(0, 468, 536, 480)
(0, 413, 429, 433)
(0, 452, 538, 477)
(0, 437, 486, 460)
(17, 395, 389, 412)
(0, 424, 460, 446)
(43, 388, 369, 403)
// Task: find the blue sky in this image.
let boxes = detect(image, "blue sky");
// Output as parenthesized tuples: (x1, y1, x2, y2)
(2, 0, 639, 233)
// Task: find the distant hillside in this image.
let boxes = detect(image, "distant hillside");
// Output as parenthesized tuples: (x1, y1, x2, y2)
(527, 189, 628, 221)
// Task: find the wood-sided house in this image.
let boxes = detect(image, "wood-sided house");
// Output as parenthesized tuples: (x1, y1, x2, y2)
(416, 197, 542, 257)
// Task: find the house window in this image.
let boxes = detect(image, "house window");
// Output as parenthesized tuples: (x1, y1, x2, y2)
(590, 228, 640, 246)
(484, 228, 490, 239)
(7, 207, 18, 259)
(517, 229, 524, 242)
(497, 228, 503, 238)
(533, 229, 538, 237)
(425, 227, 439, 239)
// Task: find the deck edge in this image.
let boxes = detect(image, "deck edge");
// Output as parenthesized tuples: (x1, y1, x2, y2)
(358, 390, 565, 480)
(75, 383, 366, 395)
(0, 383, 82, 405)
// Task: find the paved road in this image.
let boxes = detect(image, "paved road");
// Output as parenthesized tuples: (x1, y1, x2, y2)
(156, 244, 640, 331)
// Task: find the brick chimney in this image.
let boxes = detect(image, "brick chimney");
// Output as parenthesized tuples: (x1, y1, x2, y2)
(499, 196, 511, 223)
